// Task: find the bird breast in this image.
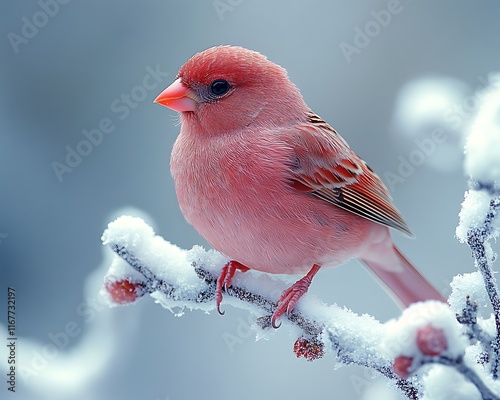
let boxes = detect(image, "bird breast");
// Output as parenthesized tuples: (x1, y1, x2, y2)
(170, 127, 373, 275)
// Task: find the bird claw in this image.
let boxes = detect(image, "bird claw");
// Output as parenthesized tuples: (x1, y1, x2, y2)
(270, 289, 294, 329)
(270, 264, 321, 329)
(271, 315, 282, 329)
(214, 260, 249, 315)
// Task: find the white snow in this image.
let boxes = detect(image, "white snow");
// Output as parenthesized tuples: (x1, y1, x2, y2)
(464, 73, 500, 184)
(464, 342, 500, 397)
(421, 365, 481, 400)
(382, 301, 466, 360)
(102, 215, 207, 307)
(323, 306, 388, 368)
(448, 272, 489, 314)
(456, 73, 500, 242)
(456, 190, 494, 242)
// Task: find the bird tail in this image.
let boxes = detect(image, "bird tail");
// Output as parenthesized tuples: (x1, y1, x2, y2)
(360, 245, 446, 308)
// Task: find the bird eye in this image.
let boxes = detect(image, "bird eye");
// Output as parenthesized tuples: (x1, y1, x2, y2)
(210, 79, 231, 96)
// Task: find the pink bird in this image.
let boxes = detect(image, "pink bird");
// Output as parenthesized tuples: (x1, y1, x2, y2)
(154, 46, 445, 327)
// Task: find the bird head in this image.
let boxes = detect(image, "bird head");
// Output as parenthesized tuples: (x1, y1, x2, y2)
(154, 45, 306, 135)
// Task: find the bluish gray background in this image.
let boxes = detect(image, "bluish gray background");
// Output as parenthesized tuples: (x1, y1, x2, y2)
(1, 1, 499, 399)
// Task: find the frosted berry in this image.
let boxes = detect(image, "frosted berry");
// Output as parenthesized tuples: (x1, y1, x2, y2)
(293, 337, 324, 361)
(393, 355, 413, 378)
(105, 279, 146, 304)
(417, 324, 447, 356)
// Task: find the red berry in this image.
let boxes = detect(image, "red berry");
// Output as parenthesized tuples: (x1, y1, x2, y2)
(417, 324, 447, 356)
(393, 355, 413, 378)
(293, 337, 324, 361)
(105, 279, 145, 304)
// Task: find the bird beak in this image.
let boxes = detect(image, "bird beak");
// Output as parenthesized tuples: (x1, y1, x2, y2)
(154, 78, 197, 112)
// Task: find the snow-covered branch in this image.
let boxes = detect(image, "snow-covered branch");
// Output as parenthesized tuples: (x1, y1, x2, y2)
(465, 196, 500, 378)
(101, 214, 500, 399)
(455, 73, 500, 382)
(100, 215, 419, 398)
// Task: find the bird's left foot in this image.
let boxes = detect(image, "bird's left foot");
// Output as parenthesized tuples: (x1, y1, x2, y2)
(215, 260, 250, 315)
(271, 264, 321, 328)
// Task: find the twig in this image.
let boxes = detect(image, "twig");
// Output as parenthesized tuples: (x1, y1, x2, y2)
(466, 195, 500, 378)
(434, 356, 499, 400)
(110, 244, 212, 303)
(456, 296, 494, 347)
(453, 360, 500, 400)
(327, 331, 420, 400)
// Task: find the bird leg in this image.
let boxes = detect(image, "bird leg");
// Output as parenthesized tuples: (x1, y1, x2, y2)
(271, 264, 321, 328)
(215, 260, 250, 315)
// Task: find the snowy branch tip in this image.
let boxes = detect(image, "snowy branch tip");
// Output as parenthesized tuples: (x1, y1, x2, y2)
(456, 74, 500, 242)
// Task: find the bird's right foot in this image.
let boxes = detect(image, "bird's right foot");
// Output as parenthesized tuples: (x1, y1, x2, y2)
(215, 260, 250, 315)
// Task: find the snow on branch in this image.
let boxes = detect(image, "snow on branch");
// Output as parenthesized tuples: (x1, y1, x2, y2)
(455, 73, 500, 382)
(101, 215, 421, 398)
(101, 215, 500, 399)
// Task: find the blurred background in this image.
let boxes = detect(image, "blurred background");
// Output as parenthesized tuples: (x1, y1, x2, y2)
(1, 1, 499, 399)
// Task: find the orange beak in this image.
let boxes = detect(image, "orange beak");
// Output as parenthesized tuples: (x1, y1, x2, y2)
(154, 78, 197, 112)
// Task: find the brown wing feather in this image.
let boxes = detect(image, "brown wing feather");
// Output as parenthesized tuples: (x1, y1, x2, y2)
(287, 111, 413, 237)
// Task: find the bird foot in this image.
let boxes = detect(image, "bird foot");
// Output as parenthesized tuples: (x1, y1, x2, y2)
(271, 264, 321, 328)
(215, 260, 250, 315)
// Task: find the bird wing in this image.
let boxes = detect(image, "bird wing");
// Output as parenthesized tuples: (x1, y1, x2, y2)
(285, 111, 413, 237)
